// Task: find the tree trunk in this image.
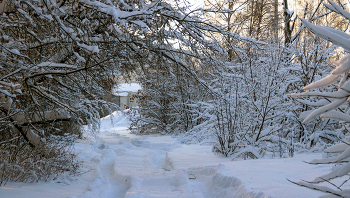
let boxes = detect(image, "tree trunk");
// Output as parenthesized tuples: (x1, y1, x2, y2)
(274, 0, 279, 41)
(283, 0, 292, 44)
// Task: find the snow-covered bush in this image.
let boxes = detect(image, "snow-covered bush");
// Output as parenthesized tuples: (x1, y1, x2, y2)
(289, 36, 340, 152)
(0, 132, 79, 185)
(210, 79, 241, 157)
(210, 42, 295, 158)
(289, 1, 350, 196)
(209, 0, 345, 158)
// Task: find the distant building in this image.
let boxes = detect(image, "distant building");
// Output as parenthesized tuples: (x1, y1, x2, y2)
(112, 83, 141, 109)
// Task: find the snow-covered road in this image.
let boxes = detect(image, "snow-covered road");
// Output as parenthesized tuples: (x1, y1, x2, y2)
(1, 111, 333, 197)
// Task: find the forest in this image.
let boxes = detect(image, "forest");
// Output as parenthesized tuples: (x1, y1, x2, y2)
(1, 0, 350, 197)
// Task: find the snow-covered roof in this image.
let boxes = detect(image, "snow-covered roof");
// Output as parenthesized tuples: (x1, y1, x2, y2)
(115, 92, 129, 97)
(113, 83, 141, 93)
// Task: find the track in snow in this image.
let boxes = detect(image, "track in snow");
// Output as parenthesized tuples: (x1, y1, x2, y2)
(77, 111, 269, 198)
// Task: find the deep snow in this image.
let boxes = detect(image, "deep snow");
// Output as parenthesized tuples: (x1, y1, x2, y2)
(0, 111, 339, 198)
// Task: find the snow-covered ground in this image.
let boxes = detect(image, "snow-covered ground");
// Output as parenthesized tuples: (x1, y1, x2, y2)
(0, 111, 338, 198)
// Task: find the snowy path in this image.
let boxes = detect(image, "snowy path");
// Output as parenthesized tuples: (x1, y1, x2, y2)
(76, 112, 266, 198)
(1, 111, 333, 197)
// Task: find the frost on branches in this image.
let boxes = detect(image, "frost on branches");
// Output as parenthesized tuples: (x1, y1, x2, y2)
(0, 0, 228, 184)
(130, 0, 341, 160)
(290, 1, 350, 196)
